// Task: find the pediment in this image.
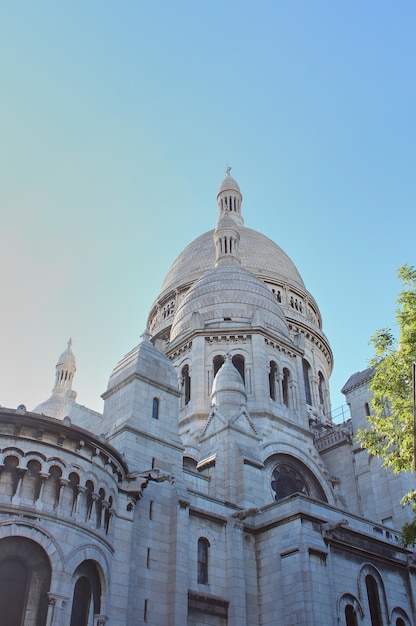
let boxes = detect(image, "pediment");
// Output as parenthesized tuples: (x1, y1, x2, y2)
(200, 406, 259, 442)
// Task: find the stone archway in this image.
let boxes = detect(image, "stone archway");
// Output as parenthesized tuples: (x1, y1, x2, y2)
(0, 536, 51, 626)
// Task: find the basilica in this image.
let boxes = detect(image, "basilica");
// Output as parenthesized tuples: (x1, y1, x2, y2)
(1, 171, 415, 625)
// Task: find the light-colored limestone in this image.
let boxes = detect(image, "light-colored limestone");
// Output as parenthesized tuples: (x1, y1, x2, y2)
(1, 171, 415, 625)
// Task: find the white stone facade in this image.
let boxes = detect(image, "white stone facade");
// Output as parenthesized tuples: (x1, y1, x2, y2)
(1, 171, 415, 625)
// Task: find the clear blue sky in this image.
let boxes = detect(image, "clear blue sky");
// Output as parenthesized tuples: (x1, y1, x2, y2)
(0, 1, 415, 415)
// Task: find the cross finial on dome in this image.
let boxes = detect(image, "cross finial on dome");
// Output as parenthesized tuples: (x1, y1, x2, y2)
(226, 165, 232, 176)
(68, 338, 73, 348)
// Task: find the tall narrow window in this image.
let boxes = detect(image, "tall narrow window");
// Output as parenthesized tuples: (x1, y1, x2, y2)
(182, 365, 191, 405)
(197, 538, 209, 584)
(68, 472, 80, 514)
(366, 575, 383, 626)
(213, 355, 225, 377)
(345, 604, 358, 626)
(365, 402, 371, 417)
(152, 397, 159, 419)
(3, 455, 19, 496)
(318, 372, 325, 406)
(282, 368, 290, 407)
(232, 354, 245, 383)
(269, 361, 278, 400)
(303, 359, 312, 405)
(85, 480, 94, 521)
(96, 488, 105, 529)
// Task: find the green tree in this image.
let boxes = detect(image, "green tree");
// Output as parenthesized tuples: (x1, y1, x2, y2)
(357, 264, 416, 545)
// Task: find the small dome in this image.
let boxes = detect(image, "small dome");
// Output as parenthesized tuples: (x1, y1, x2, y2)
(212, 358, 245, 397)
(170, 264, 289, 343)
(211, 357, 246, 411)
(217, 172, 241, 197)
(57, 339, 76, 370)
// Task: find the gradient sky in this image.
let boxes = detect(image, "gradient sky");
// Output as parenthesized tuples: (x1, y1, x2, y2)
(1, 2, 415, 416)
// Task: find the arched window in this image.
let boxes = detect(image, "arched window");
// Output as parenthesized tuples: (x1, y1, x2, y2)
(366, 575, 383, 626)
(197, 538, 209, 584)
(44, 465, 62, 508)
(70, 560, 102, 626)
(282, 368, 290, 407)
(396, 619, 405, 626)
(345, 604, 358, 626)
(68, 472, 80, 514)
(232, 354, 245, 383)
(269, 361, 278, 401)
(23, 459, 42, 502)
(182, 365, 191, 405)
(152, 397, 159, 419)
(2, 455, 19, 496)
(213, 355, 225, 377)
(303, 359, 312, 405)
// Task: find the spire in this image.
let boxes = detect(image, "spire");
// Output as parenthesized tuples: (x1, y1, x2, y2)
(216, 166, 244, 227)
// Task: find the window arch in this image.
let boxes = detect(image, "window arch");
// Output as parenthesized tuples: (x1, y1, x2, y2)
(152, 397, 159, 419)
(302, 358, 312, 405)
(269, 361, 278, 401)
(232, 354, 245, 383)
(182, 365, 191, 405)
(197, 538, 210, 584)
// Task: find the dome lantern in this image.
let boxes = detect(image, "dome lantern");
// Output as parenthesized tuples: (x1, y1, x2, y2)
(216, 166, 244, 227)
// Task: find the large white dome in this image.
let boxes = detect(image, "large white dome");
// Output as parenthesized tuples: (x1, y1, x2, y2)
(160, 226, 306, 299)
